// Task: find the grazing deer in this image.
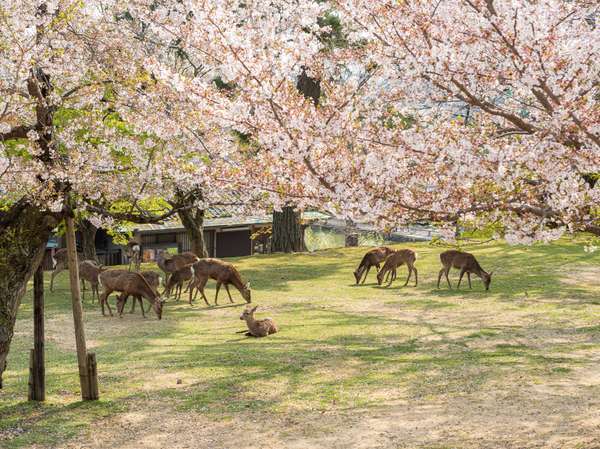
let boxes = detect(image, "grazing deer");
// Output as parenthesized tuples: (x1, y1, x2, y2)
(188, 258, 251, 306)
(437, 250, 493, 291)
(156, 250, 199, 285)
(99, 269, 164, 319)
(240, 305, 278, 337)
(50, 248, 83, 291)
(126, 240, 141, 272)
(376, 249, 418, 287)
(164, 264, 194, 301)
(120, 270, 162, 316)
(78, 260, 107, 302)
(354, 246, 394, 284)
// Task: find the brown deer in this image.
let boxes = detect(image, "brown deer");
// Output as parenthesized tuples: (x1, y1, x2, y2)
(437, 250, 493, 291)
(98, 269, 164, 319)
(126, 240, 141, 272)
(156, 250, 199, 284)
(120, 271, 162, 316)
(164, 264, 194, 301)
(50, 248, 83, 291)
(354, 246, 394, 284)
(188, 258, 251, 306)
(78, 260, 107, 302)
(240, 305, 278, 337)
(376, 249, 418, 287)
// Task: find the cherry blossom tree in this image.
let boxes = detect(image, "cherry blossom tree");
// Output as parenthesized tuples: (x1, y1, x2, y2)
(1, 0, 598, 386)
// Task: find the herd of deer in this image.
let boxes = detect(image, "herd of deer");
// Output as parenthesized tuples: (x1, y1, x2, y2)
(353, 246, 493, 291)
(47, 244, 491, 338)
(49, 248, 252, 321)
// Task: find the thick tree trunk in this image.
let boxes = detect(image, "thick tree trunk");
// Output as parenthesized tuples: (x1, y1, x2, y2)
(271, 206, 306, 253)
(79, 219, 98, 262)
(0, 202, 58, 388)
(178, 208, 208, 258)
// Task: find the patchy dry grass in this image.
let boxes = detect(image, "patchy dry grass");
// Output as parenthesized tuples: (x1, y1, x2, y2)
(1, 238, 600, 449)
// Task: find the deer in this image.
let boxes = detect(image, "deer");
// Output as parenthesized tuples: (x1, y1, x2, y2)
(164, 264, 194, 301)
(156, 250, 199, 285)
(240, 305, 278, 337)
(126, 240, 141, 272)
(98, 269, 164, 319)
(354, 246, 394, 284)
(437, 250, 493, 291)
(50, 248, 83, 291)
(188, 258, 251, 306)
(119, 270, 162, 316)
(78, 260, 107, 302)
(376, 249, 418, 288)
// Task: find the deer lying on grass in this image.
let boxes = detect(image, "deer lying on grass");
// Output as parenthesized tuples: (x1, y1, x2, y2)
(165, 265, 194, 301)
(50, 248, 83, 291)
(354, 246, 394, 284)
(376, 249, 418, 287)
(99, 269, 164, 319)
(79, 260, 107, 302)
(156, 250, 199, 284)
(188, 258, 251, 306)
(437, 250, 493, 291)
(240, 306, 278, 337)
(119, 271, 162, 316)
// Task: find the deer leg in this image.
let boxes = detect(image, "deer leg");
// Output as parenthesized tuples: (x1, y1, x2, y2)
(225, 284, 234, 303)
(361, 266, 371, 284)
(117, 293, 128, 317)
(403, 266, 411, 287)
(442, 267, 450, 288)
(437, 268, 444, 288)
(467, 272, 472, 289)
(196, 278, 209, 306)
(188, 279, 196, 304)
(375, 263, 381, 273)
(100, 289, 112, 316)
(105, 294, 114, 317)
(413, 266, 418, 287)
(128, 295, 136, 313)
(386, 268, 395, 287)
(214, 282, 222, 305)
(457, 269, 466, 289)
(139, 297, 146, 318)
(81, 279, 86, 300)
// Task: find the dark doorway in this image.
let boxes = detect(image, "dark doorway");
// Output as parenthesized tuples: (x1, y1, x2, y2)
(216, 230, 251, 258)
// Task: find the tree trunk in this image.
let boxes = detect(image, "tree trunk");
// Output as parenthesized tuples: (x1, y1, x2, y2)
(178, 208, 208, 258)
(271, 206, 305, 253)
(79, 219, 98, 262)
(0, 202, 58, 388)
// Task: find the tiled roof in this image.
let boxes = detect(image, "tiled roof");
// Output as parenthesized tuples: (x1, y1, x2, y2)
(134, 210, 330, 233)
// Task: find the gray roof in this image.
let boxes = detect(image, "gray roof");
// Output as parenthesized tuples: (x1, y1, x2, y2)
(135, 211, 330, 233)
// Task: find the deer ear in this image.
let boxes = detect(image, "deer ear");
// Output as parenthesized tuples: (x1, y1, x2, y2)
(489, 271, 494, 277)
(246, 281, 251, 290)
(251, 305, 258, 312)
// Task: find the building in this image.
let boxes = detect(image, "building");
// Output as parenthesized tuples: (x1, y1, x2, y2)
(133, 214, 273, 262)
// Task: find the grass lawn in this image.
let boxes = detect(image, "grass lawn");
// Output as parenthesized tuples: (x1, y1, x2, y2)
(1, 239, 599, 449)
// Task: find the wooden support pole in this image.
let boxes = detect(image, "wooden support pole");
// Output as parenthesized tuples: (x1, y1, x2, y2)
(65, 215, 95, 400)
(29, 265, 45, 401)
(87, 353, 99, 400)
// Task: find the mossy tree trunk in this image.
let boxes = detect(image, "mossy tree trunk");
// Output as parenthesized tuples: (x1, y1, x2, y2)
(79, 219, 98, 262)
(271, 206, 305, 253)
(0, 202, 59, 388)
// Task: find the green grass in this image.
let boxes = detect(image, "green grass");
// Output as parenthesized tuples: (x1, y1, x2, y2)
(1, 238, 600, 448)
